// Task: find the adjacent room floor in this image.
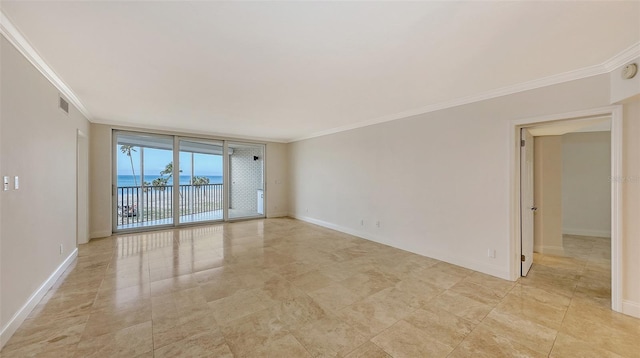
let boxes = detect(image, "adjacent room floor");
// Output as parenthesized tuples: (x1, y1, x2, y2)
(2, 219, 638, 357)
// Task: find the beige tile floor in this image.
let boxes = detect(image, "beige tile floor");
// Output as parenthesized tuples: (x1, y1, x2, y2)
(2, 218, 639, 357)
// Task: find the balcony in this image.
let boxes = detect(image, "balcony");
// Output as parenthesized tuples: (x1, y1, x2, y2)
(116, 183, 224, 229)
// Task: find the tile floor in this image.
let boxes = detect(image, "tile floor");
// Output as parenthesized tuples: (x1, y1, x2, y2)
(1, 218, 638, 357)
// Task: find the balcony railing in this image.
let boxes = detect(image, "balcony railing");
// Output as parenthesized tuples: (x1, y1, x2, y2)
(117, 183, 223, 227)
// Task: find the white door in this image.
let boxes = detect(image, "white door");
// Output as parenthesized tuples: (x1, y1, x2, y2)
(520, 128, 535, 276)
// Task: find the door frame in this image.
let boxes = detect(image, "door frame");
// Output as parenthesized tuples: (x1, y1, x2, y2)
(509, 105, 623, 312)
(174, 136, 226, 226)
(226, 141, 267, 221)
(520, 128, 535, 276)
(112, 129, 268, 233)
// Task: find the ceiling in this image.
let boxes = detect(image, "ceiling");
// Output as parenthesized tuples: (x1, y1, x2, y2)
(1, 2, 638, 142)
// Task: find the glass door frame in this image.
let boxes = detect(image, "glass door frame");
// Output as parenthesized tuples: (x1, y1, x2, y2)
(174, 136, 226, 226)
(226, 141, 267, 221)
(112, 129, 267, 233)
(112, 130, 176, 233)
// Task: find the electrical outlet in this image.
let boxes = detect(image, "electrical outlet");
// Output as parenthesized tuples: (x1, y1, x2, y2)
(60, 244, 64, 255)
(360, 219, 364, 226)
(376, 220, 380, 228)
(487, 249, 496, 258)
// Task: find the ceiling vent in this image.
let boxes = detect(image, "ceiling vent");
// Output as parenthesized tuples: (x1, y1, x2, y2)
(59, 96, 69, 114)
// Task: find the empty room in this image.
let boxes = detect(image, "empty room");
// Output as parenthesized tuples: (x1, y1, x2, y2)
(1, 1, 639, 357)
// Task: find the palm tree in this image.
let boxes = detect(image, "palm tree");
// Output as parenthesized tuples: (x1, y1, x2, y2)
(152, 162, 181, 191)
(160, 162, 175, 180)
(120, 145, 138, 186)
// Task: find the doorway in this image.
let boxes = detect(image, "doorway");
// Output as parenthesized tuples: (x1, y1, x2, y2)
(228, 142, 265, 220)
(510, 106, 623, 313)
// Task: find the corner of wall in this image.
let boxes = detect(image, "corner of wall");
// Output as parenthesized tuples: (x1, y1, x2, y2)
(610, 56, 640, 104)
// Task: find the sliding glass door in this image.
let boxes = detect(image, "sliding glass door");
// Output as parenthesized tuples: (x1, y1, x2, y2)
(114, 131, 265, 232)
(228, 142, 265, 220)
(178, 139, 224, 224)
(115, 132, 174, 230)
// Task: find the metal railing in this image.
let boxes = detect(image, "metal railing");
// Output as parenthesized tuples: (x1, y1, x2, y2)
(117, 183, 223, 227)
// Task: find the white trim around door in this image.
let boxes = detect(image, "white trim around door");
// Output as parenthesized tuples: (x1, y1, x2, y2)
(508, 105, 623, 313)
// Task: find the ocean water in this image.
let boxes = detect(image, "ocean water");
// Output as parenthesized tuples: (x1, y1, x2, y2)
(117, 175, 223, 187)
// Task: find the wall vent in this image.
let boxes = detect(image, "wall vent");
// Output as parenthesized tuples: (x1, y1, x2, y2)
(59, 96, 69, 114)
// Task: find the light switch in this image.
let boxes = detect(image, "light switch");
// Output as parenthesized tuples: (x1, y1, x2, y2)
(3, 176, 8, 191)
(14, 176, 19, 190)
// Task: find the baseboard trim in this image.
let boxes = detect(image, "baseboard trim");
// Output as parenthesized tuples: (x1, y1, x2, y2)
(622, 299, 640, 318)
(267, 212, 289, 218)
(563, 228, 611, 238)
(90, 230, 112, 239)
(534, 245, 565, 256)
(290, 214, 511, 281)
(0, 248, 78, 349)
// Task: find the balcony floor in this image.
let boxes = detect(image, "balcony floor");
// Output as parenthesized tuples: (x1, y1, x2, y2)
(117, 209, 262, 230)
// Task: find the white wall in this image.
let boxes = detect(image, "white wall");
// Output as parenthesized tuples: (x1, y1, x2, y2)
(289, 74, 612, 280)
(266, 142, 289, 217)
(562, 132, 611, 238)
(534, 136, 564, 254)
(89, 123, 112, 239)
(622, 100, 640, 313)
(0, 36, 90, 346)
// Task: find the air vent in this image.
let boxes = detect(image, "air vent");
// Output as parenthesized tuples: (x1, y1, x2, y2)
(59, 96, 69, 114)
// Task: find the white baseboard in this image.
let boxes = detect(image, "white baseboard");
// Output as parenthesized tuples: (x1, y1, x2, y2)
(0, 248, 78, 349)
(290, 213, 511, 281)
(534, 245, 565, 256)
(622, 299, 640, 318)
(90, 230, 112, 240)
(563, 228, 611, 238)
(267, 212, 289, 218)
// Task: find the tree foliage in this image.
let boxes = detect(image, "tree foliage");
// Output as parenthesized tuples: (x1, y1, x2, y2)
(120, 145, 138, 186)
(152, 161, 181, 191)
(191, 176, 210, 186)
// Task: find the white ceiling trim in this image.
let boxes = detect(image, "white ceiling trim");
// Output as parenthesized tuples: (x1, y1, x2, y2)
(604, 42, 640, 72)
(0, 10, 92, 120)
(290, 41, 640, 143)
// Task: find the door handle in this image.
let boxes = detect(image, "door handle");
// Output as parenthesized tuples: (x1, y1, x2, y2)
(531, 207, 538, 211)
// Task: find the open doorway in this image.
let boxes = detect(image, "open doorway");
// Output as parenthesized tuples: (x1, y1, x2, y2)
(524, 118, 612, 311)
(511, 106, 623, 313)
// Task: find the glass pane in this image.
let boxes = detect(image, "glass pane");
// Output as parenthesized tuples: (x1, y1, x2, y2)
(228, 142, 265, 219)
(178, 139, 224, 224)
(115, 132, 174, 230)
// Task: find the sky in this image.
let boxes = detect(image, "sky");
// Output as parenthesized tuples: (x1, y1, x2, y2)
(117, 146, 223, 177)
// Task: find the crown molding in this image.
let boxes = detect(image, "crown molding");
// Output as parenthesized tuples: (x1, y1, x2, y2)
(604, 41, 640, 72)
(0, 10, 92, 120)
(289, 41, 640, 143)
